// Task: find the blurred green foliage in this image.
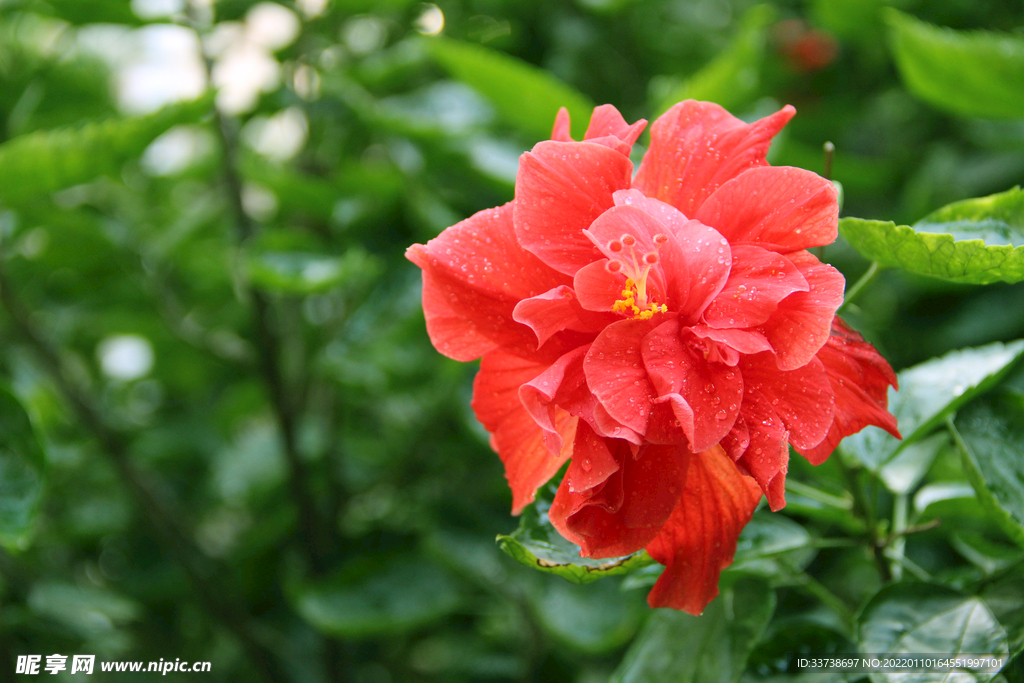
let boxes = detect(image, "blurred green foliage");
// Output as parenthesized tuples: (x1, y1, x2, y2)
(0, 0, 1022, 682)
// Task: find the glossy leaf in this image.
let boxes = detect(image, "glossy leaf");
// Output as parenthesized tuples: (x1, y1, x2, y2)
(839, 188, 1024, 285)
(497, 488, 656, 585)
(886, 9, 1024, 119)
(843, 340, 1024, 471)
(530, 578, 644, 654)
(653, 4, 775, 116)
(0, 386, 46, 551)
(611, 578, 776, 683)
(0, 95, 211, 205)
(954, 396, 1024, 548)
(859, 583, 1009, 682)
(294, 556, 462, 639)
(729, 512, 816, 580)
(981, 571, 1024, 657)
(426, 37, 595, 141)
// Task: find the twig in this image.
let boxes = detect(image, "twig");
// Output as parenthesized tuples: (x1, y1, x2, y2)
(839, 261, 882, 313)
(210, 96, 329, 574)
(835, 451, 892, 582)
(0, 266, 287, 683)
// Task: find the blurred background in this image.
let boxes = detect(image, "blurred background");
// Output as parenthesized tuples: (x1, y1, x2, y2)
(0, 0, 1023, 681)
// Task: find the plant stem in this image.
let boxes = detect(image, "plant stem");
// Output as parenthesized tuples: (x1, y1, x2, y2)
(840, 261, 882, 313)
(889, 493, 908, 581)
(0, 267, 286, 683)
(210, 75, 329, 577)
(835, 450, 892, 582)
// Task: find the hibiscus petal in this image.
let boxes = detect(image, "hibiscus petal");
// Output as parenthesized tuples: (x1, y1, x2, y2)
(759, 251, 844, 370)
(513, 286, 612, 347)
(418, 267, 497, 361)
(703, 244, 810, 329)
(742, 353, 834, 451)
(514, 141, 634, 275)
(586, 201, 732, 320)
(574, 260, 628, 312)
(690, 325, 773, 359)
(408, 203, 570, 356)
(736, 387, 790, 511)
(799, 318, 900, 465)
(585, 104, 648, 147)
(634, 101, 795, 218)
(584, 319, 659, 435)
(520, 345, 594, 455)
(472, 349, 576, 514)
(641, 320, 743, 452)
(645, 445, 762, 614)
(695, 166, 838, 252)
(563, 421, 620, 493)
(551, 107, 572, 141)
(550, 432, 689, 558)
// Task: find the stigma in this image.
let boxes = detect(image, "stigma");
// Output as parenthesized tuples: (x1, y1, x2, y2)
(605, 233, 669, 320)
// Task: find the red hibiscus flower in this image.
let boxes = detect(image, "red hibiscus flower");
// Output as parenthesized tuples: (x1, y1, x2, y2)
(406, 101, 900, 615)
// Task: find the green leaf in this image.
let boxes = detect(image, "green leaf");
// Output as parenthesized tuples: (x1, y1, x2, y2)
(0, 95, 211, 205)
(878, 432, 947, 495)
(839, 188, 1024, 285)
(949, 533, 1024, 576)
(885, 9, 1024, 119)
(496, 487, 656, 585)
(0, 385, 46, 551)
(247, 249, 381, 295)
(729, 512, 816, 580)
(859, 583, 1009, 682)
(953, 396, 1024, 548)
(294, 556, 462, 639)
(652, 4, 776, 116)
(426, 37, 595, 141)
(28, 582, 141, 637)
(843, 340, 1024, 471)
(981, 571, 1024, 657)
(530, 578, 644, 655)
(610, 578, 776, 683)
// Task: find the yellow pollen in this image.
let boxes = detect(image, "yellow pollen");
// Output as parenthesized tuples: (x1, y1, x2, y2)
(613, 276, 668, 320)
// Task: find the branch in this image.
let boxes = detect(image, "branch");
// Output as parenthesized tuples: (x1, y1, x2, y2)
(211, 103, 330, 574)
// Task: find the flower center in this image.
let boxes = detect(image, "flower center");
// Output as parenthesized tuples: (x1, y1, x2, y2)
(606, 233, 669, 320)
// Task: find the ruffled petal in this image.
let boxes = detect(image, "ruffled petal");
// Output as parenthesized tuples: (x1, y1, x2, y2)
(574, 260, 629, 312)
(472, 349, 577, 514)
(742, 353, 834, 452)
(551, 107, 572, 141)
(733, 352, 832, 510)
(690, 325, 773, 360)
(585, 104, 648, 148)
(550, 428, 689, 558)
(645, 445, 762, 614)
(634, 101, 795, 218)
(584, 319, 659, 436)
(695, 166, 838, 252)
(582, 206, 673, 304)
(703, 245, 809, 329)
(514, 141, 633, 275)
(735, 386, 790, 511)
(418, 267, 497, 361)
(520, 345, 594, 455)
(758, 251, 844, 370)
(799, 318, 900, 465)
(513, 286, 612, 347)
(590, 196, 733, 321)
(641, 319, 743, 452)
(408, 203, 570, 357)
